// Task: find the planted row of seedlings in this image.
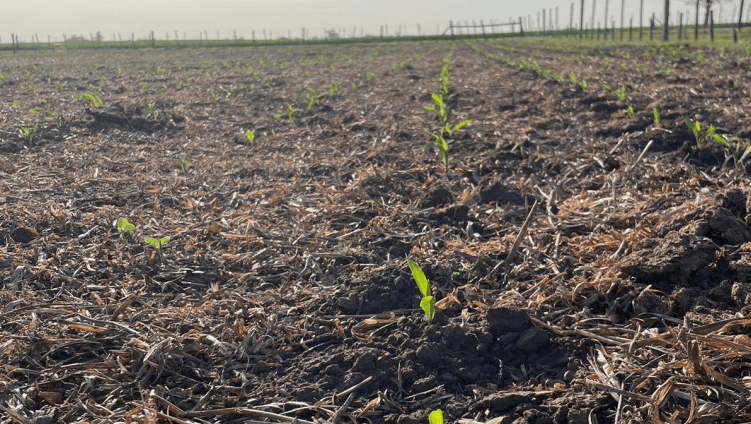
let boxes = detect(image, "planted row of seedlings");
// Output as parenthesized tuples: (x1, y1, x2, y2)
(467, 39, 751, 172)
(422, 42, 471, 170)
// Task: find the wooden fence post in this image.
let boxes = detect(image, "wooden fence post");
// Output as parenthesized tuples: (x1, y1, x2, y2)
(663, 0, 669, 42)
(694, 0, 699, 40)
(710, 11, 714, 42)
(639, 0, 644, 39)
(449, 21, 455, 40)
(580, 0, 585, 38)
(679, 12, 683, 40)
(650, 14, 654, 40)
(480, 20, 487, 40)
(739, 0, 746, 30)
(629, 18, 633, 40)
(519, 17, 524, 36)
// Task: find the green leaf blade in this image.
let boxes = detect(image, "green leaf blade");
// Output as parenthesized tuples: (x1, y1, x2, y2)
(406, 256, 430, 298)
(428, 409, 444, 424)
(420, 295, 435, 321)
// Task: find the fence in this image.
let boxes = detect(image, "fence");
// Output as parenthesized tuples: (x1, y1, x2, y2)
(444, 20, 523, 39)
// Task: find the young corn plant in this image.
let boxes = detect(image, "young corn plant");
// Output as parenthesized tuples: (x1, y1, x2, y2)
(324, 83, 340, 98)
(685, 119, 715, 147)
(78, 92, 103, 107)
(19, 123, 39, 144)
(652, 107, 661, 126)
(30, 107, 62, 127)
(423, 93, 448, 123)
(424, 130, 450, 170)
(304, 87, 321, 110)
(444, 119, 471, 137)
(286, 103, 294, 123)
(626, 105, 635, 119)
(615, 86, 626, 102)
(178, 155, 187, 173)
(710, 133, 751, 167)
(406, 256, 435, 322)
(245, 129, 255, 146)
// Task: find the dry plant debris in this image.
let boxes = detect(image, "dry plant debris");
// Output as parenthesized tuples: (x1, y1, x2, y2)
(1, 38, 751, 423)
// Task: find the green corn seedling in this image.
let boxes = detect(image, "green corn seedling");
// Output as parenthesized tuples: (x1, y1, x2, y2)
(424, 93, 448, 123)
(406, 256, 435, 322)
(424, 130, 450, 170)
(603, 83, 613, 91)
(116, 217, 137, 244)
(685, 119, 715, 147)
(616, 86, 626, 102)
(178, 155, 187, 173)
(652, 107, 661, 126)
(579, 79, 587, 91)
(304, 87, 321, 110)
(29, 107, 62, 127)
(532, 60, 542, 75)
(444, 119, 471, 136)
(245, 129, 255, 145)
(78, 92, 103, 107)
(286, 103, 295, 123)
(568, 73, 577, 85)
(626, 105, 635, 119)
(324, 83, 340, 97)
(19, 123, 39, 143)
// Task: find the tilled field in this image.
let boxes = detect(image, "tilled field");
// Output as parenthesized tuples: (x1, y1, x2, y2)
(2, 38, 751, 423)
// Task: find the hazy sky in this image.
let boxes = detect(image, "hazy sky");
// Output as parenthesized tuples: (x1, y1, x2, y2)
(1, 1, 746, 42)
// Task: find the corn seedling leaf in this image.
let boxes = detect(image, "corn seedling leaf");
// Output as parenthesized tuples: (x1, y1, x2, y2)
(452, 119, 471, 133)
(406, 256, 430, 298)
(652, 107, 660, 125)
(428, 409, 444, 424)
(78, 92, 103, 107)
(420, 295, 436, 321)
(713, 134, 731, 149)
(739, 145, 751, 164)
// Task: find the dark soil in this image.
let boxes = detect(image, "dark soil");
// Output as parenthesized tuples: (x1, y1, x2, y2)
(2, 38, 751, 423)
